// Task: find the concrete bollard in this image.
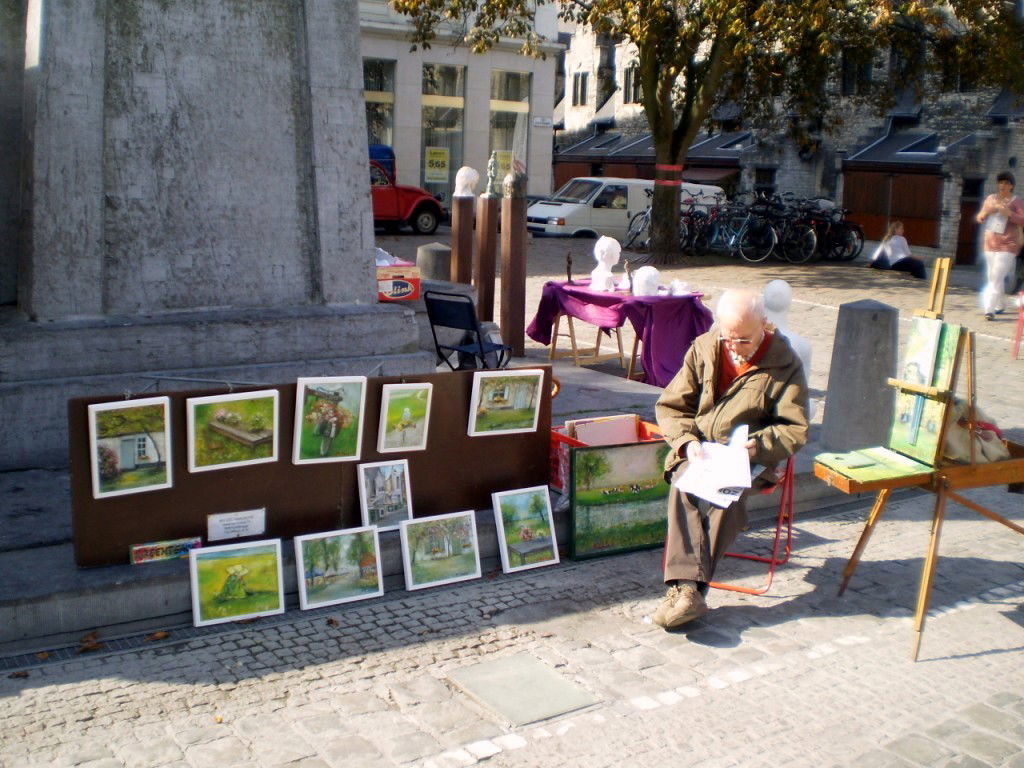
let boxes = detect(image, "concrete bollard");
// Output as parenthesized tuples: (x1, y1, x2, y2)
(416, 242, 452, 282)
(821, 299, 899, 452)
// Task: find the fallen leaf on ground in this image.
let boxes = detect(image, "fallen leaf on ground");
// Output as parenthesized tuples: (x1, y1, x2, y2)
(8, 670, 29, 679)
(77, 640, 104, 654)
(213, 715, 224, 723)
(326, 618, 339, 627)
(35, 651, 49, 660)
(145, 631, 170, 642)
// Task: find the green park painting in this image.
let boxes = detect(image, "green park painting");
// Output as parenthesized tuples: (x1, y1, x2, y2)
(88, 396, 172, 499)
(400, 511, 481, 590)
(293, 377, 367, 464)
(295, 528, 383, 610)
(188, 390, 278, 472)
(492, 486, 559, 573)
(189, 540, 284, 627)
(468, 369, 544, 436)
(377, 382, 432, 453)
(570, 441, 671, 559)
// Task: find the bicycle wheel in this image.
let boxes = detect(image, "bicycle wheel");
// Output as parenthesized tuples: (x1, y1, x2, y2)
(842, 224, 865, 261)
(624, 211, 650, 250)
(782, 223, 817, 264)
(738, 219, 778, 263)
(677, 219, 691, 253)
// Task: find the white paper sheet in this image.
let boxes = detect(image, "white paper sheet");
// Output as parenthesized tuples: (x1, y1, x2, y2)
(673, 425, 752, 507)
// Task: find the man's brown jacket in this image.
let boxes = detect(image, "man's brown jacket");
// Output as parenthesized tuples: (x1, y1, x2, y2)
(655, 328, 810, 477)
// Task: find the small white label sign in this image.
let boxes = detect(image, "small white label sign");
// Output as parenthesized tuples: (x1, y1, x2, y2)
(207, 508, 266, 541)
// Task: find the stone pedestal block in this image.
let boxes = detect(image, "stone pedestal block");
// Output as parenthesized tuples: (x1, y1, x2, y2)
(417, 243, 452, 281)
(821, 299, 899, 452)
(450, 196, 474, 284)
(474, 195, 500, 321)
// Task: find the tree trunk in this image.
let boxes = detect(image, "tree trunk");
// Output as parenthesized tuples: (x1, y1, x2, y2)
(648, 142, 682, 264)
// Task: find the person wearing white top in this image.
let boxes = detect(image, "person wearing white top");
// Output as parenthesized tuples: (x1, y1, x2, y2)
(975, 171, 1024, 320)
(869, 221, 926, 279)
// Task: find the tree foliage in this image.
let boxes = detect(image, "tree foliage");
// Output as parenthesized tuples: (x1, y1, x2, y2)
(391, 0, 1024, 260)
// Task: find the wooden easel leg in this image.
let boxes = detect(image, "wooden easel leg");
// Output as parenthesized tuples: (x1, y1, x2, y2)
(626, 335, 641, 380)
(614, 328, 626, 368)
(912, 487, 948, 661)
(549, 314, 561, 361)
(566, 316, 581, 365)
(838, 488, 892, 596)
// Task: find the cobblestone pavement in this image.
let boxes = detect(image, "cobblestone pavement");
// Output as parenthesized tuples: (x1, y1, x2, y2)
(3, 486, 1023, 768)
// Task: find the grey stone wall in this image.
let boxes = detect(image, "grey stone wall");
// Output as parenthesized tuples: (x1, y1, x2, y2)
(0, 0, 24, 306)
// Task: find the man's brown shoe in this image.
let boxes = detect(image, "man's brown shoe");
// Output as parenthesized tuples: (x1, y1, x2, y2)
(652, 581, 707, 629)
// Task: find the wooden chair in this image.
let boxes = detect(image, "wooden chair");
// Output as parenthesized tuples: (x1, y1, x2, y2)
(709, 456, 796, 596)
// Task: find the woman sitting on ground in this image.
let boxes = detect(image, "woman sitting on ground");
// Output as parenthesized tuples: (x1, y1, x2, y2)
(869, 221, 926, 279)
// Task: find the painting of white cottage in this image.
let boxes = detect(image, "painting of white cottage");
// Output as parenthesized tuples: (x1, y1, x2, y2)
(87, 396, 173, 499)
(468, 369, 544, 436)
(357, 459, 412, 531)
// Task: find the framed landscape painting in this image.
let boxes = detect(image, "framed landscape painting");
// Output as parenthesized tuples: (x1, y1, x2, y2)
(377, 382, 433, 453)
(189, 539, 284, 627)
(467, 369, 544, 437)
(400, 510, 481, 591)
(187, 390, 279, 473)
(569, 441, 671, 559)
(294, 527, 384, 610)
(357, 459, 413, 531)
(88, 396, 173, 499)
(492, 485, 559, 574)
(293, 376, 367, 464)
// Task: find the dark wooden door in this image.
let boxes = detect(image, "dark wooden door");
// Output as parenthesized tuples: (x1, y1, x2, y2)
(842, 170, 943, 246)
(956, 178, 983, 265)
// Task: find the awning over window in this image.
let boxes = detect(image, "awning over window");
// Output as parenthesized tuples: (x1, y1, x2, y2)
(681, 167, 739, 183)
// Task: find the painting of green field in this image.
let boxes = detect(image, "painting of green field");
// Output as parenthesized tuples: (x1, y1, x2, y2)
(89, 397, 172, 498)
(468, 370, 543, 436)
(401, 512, 481, 590)
(493, 486, 558, 573)
(570, 441, 671, 559)
(296, 528, 382, 609)
(190, 391, 277, 471)
(190, 542, 283, 626)
(294, 378, 366, 463)
(378, 383, 432, 452)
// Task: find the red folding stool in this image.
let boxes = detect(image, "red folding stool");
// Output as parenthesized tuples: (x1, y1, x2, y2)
(1013, 292, 1023, 360)
(708, 455, 796, 596)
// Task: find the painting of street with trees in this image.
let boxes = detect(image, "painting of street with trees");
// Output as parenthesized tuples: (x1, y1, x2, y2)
(88, 396, 172, 499)
(294, 527, 383, 610)
(570, 441, 671, 558)
(400, 511, 481, 590)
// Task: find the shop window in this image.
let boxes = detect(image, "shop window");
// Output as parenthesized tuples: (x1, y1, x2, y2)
(421, 64, 466, 204)
(490, 71, 531, 179)
(364, 58, 396, 146)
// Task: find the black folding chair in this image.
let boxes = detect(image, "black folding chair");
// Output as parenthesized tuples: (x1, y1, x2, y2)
(423, 290, 512, 370)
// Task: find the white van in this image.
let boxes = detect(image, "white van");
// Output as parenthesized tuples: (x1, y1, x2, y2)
(526, 177, 725, 240)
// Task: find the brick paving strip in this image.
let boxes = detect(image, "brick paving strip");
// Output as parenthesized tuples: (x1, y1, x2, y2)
(2, 486, 1022, 768)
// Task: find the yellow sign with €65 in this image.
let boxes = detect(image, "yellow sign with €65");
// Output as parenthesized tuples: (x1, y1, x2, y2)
(424, 147, 450, 183)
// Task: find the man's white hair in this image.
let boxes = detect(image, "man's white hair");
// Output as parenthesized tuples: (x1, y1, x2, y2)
(714, 289, 766, 325)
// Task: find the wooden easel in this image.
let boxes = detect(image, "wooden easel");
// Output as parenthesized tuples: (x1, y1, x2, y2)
(815, 259, 1024, 660)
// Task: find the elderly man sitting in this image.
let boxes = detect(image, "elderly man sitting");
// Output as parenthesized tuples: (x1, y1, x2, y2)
(653, 288, 809, 629)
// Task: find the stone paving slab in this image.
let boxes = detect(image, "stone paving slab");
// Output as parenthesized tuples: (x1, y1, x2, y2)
(2, 483, 1022, 768)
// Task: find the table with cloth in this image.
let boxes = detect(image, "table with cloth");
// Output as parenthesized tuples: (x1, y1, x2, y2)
(526, 279, 714, 387)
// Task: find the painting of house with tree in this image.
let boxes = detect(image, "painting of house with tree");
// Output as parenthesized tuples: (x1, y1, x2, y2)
(294, 527, 383, 609)
(570, 441, 671, 558)
(468, 369, 544, 436)
(88, 396, 172, 499)
(400, 510, 481, 590)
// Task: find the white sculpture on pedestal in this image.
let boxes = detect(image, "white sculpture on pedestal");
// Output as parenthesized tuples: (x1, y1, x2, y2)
(763, 278, 812, 373)
(453, 166, 479, 198)
(590, 236, 621, 291)
(631, 266, 661, 296)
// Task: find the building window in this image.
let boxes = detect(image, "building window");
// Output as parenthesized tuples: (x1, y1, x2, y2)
(572, 72, 589, 107)
(623, 64, 641, 104)
(840, 49, 872, 96)
(421, 64, 466, 205)
(364, 58, 396, 146)
(754, 167, 776, 198)
(489, 71, 531, 180)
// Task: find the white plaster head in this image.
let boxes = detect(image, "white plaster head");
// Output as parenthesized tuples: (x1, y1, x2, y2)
(763, 279, 792, 328)
(632, 266, 661, 296)
(592, 236, 622, 269)
(453, 166, 480, 198)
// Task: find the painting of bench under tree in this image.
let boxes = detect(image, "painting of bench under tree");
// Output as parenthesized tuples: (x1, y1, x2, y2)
(570, 441, 671, 558)
(88, 396, 172, 499)
(187, 390, 279, 472)
(492, 485, 560, 573)
(294, 527, 383, 610)
(400, 510, 481, 590)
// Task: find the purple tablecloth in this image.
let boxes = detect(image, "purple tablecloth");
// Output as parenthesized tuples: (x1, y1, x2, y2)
(526, 280, 713, 387)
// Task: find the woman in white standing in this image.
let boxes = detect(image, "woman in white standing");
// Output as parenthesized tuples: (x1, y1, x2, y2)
(868, 221, 926, 279)
(975, 171, 1024, 320)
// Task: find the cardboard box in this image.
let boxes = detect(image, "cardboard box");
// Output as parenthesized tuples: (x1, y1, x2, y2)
(377, 261, 421, 301)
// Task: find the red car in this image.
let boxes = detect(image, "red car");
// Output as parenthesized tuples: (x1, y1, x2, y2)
(370, 160, 446, 235)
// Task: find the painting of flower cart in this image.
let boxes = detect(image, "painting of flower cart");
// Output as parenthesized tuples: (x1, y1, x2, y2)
(467, 369, 544, 437)
(492, 485, 559, 574)
(357, 459, 413, 531)
(88, 396, 173, 499)
(189, 539, 284, 627)
(293, 377, 367, 464)
(294, 526, 383, 610)
(377, 382, 433, 453)
(400, 510, 481, 591)
(570, 441, 672, 559)
(187, 390, 279, 472)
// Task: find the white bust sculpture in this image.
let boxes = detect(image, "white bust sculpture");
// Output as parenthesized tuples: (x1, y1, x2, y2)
(631, 266, 661, 296)
(763, 279, 812, 373)
(453, 166, 479, 198)
(590, 236, 621, 291)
